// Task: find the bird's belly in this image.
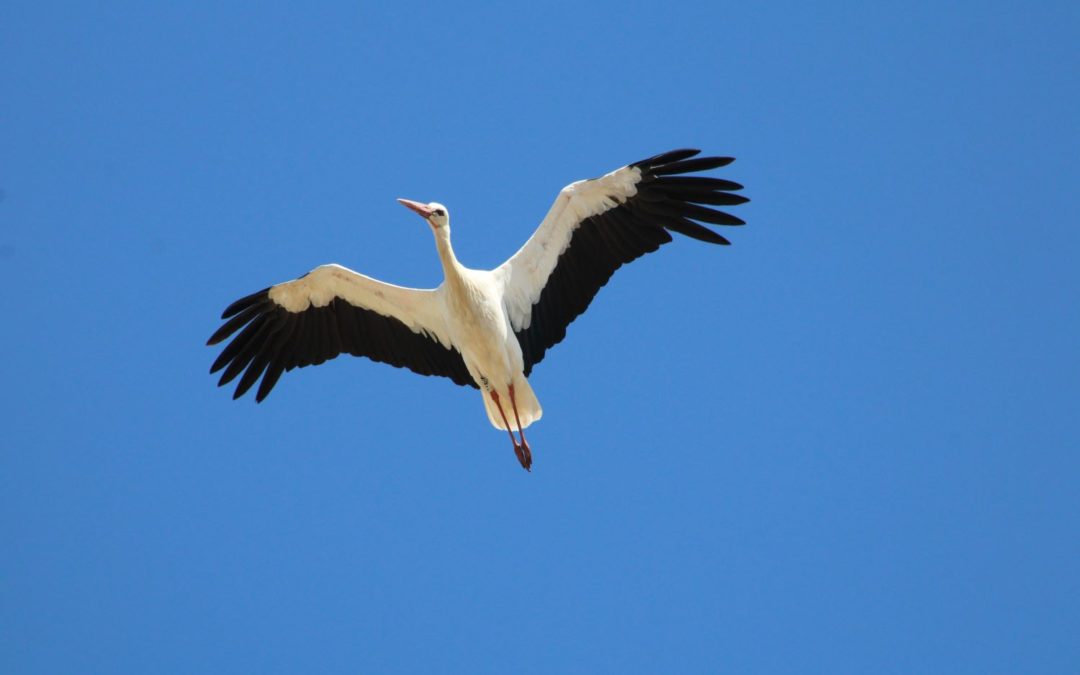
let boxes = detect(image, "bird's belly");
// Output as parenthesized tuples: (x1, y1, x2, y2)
(446, 293, 520, 388)
(440, 271, 526, 389)
(458, 321, 511, 383)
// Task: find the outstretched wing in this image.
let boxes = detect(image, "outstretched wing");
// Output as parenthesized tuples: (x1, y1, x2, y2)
(497, 149, 748, 374)
(207, 263, 476, 402)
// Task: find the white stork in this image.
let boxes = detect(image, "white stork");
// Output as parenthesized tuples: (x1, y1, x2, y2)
(207, 149, 747, 470)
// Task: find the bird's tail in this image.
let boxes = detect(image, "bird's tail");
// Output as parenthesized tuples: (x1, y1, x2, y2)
(482, 376, 542, 431)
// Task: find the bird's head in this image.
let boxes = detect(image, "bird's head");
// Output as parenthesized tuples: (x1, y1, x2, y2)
(397, 199, 449, 230)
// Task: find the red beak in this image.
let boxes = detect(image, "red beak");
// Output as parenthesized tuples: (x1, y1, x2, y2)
(397, 198, 434, 219)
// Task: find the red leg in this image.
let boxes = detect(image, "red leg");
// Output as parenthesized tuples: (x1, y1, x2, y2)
(491, 390, 530, 471)
(507, 384, 532, 469)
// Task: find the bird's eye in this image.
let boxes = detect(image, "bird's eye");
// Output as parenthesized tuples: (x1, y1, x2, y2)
(435, 209, 446, 217)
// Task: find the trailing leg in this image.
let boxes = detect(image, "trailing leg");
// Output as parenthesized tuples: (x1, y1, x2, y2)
(491, 390, 530, 471)
(508, 384, 532, 469)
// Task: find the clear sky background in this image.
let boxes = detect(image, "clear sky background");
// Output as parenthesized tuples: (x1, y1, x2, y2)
(2, 2, 1078, 673)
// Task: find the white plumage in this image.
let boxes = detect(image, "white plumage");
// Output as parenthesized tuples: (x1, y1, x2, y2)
(208, 149, 747, 470)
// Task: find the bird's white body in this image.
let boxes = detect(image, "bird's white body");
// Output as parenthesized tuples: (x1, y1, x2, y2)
(209, 149, 747, 469)
(434, 249, 542, 431)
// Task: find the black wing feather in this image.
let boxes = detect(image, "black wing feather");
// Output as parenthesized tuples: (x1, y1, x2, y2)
(208, 291, 477, 402)
(221, 287, 269, 319)
(514, 149, 747, 374)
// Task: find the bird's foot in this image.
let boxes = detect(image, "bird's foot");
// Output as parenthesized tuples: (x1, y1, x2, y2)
(514, 440, 532, 472)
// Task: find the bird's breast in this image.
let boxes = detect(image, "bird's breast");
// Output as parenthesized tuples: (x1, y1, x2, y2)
(442, 274, 518, 379)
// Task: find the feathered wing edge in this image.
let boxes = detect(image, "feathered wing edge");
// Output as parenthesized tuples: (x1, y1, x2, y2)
(207, 268, 477, 402)
(503, 149, 748, 373)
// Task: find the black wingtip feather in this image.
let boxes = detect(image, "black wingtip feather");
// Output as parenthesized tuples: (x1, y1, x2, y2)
(233, 353, 271, 400)
(662, 217, 732, 244)
(207, 302, 266, 346)
(651, 156, 735, 176)
(678, 191, 750, 207)
(633, 148, 700, 168)
(255, 360, 286, 402)
(652, 176, 745, 192)
(220, 288, 271, 319)
(677, 202, 746, 227)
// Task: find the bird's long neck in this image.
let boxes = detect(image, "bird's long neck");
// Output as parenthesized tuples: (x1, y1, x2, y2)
(433, 228, 465, 284)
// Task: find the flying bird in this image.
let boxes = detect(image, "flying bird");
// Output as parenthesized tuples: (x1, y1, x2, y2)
(207, 149, 748, 470)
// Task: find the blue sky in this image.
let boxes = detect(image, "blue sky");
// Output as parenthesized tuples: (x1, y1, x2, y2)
(2, 1, 1078, 673)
